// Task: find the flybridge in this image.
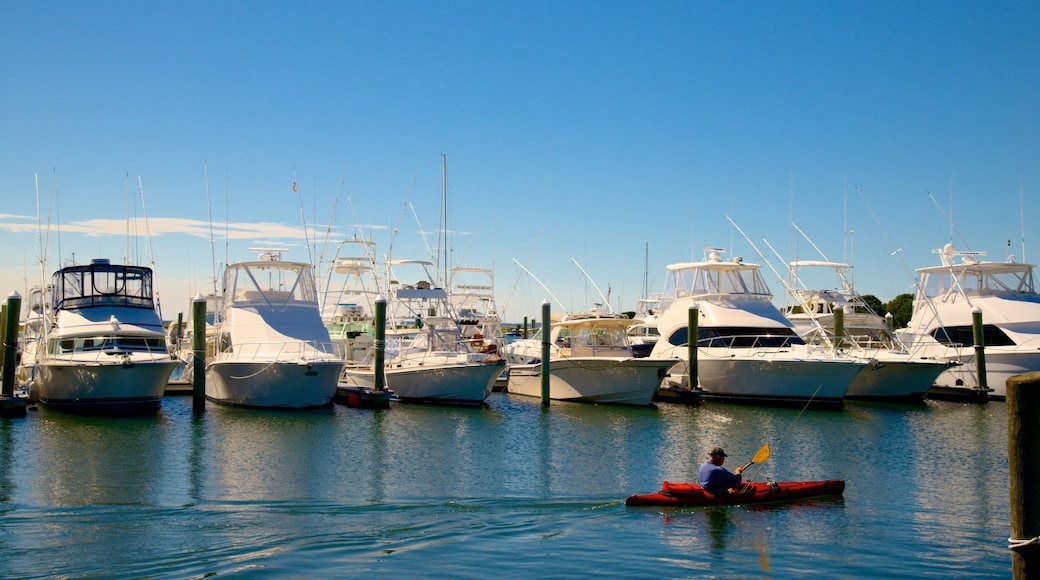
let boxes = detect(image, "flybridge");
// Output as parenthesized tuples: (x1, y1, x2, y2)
(53, 260, 155, 311)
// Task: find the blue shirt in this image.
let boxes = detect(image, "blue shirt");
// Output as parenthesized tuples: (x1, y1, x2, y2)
(698, 461, 742, 495)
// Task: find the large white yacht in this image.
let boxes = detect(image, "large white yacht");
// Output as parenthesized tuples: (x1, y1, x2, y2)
(783, 259, 951, 402)
(648, 249, 865, 408)
(205, 249, 345, 409)
(26, 259, 179, 413)
(895, 243, 1040, 398)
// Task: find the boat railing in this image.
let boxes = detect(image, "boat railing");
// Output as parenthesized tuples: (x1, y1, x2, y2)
(213, 339, 342, 363)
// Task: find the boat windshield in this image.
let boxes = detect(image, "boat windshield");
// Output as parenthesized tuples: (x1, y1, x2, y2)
(664, 264, 772, 299)
(920, 264, 1037, 300)
(53, 263, 155, 311)
(226, 262, 317, 306)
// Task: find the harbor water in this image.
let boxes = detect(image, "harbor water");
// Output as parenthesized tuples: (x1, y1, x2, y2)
(0, 393, 1011, 578)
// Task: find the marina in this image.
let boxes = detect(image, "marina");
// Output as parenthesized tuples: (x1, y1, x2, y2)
(0, 392, 1013, 577)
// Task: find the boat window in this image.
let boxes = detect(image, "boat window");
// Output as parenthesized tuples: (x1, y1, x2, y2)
(931, 325, 1017, 347)
(667, 326, 803, 348)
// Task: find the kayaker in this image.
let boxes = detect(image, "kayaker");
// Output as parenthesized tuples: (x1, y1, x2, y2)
(697, 447, 745, 495)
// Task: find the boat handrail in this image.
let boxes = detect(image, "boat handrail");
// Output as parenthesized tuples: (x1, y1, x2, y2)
(211, 339, 341, 362)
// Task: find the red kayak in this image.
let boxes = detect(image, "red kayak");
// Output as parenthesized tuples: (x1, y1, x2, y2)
(625, 479, 845, 507)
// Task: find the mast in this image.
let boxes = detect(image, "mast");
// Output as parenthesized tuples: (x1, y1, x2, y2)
(440, 153, 448, 287)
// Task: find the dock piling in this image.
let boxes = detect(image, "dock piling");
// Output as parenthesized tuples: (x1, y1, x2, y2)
(1007, 372, 1040, 578)
(191, 294, 206, 413)
(374, 297, 386, 393)
(1, 292, 26, 417)
(973, 308, 988, 390)
(687, 304, 698, 390)
(540, 300, 550, 406)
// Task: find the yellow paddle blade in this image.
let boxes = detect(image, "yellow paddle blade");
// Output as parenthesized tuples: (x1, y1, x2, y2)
(751, 444, 771, 464)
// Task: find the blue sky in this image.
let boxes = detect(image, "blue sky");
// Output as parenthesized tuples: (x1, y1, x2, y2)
(2, 1, 1038, 322)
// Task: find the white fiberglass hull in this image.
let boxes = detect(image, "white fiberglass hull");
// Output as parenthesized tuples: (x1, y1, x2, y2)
(693, 355, 862, 407)
(30, 357, 179, 413)
(928, 348, 1040, 398)
(206, 360, 344, 409)
(507, 358, 674, 406)
(342, 360, 504, 405)
(844, 356, 951, 401)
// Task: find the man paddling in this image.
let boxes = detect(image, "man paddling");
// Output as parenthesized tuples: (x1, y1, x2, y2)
(697, 447, 745, 495)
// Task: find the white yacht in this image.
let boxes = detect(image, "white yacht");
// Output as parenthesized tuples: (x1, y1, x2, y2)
(648, 249, 865, 408)
(783, 260, 951, 402)
(894, 243, 1040, 398)
(25, 259, 179, 413)
(504, 307, 677, 406)
(340, 259, 504, 405)
(206, 249, 345, 409)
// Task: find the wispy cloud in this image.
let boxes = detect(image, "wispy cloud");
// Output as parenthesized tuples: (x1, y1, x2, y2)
(0, 217, 326, 240)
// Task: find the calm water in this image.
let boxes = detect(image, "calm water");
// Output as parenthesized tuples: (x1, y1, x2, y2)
(0, 393, 1012, 578)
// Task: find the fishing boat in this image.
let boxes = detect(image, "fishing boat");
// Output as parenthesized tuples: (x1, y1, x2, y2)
(448, 266, 505, 356)
(624, 479, 846, 507)
(340, 259, 504, 405)
(25, 259, 179, 414)
(894, 243, 1040, 399)
(504, 307, 677, 406)
(648, 249, 865, 408)
(782, 259, 951, 402)
(205, 249, 345, 409)
(318, 238, 381, 365)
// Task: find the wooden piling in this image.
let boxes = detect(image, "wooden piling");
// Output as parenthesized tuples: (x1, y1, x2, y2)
(687, 304, 698, 390)
(1007, 372, 1040, 578)
(540, 300, 550, 406)
(1, 292, 26, 417)
(834, 306, 845, 350)
(973, 308, 988, 390)
(373, 297, 386, 393)
(191, 294, 206, 413)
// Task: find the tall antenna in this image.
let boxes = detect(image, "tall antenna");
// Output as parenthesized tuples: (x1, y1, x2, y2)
(293, 166, 313, 266)
(204, 162, 218, 297)
(440, 153, 448, 286)
(1021, 178, 1027, 263)
(137, 176, 162, 319)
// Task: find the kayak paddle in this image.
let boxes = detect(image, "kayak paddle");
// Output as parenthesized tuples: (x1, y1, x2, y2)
(740, 444, 771, 471)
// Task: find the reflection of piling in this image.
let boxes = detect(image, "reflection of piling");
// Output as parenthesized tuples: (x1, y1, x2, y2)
(1, 292, 26, 417)
(687, 305, 698, 389)
(540, 300, 550, 406)
(973, 308, 988, 390)
(373, 297, 386, 393)
(192, 294, 206, 414)
(1007, 372, 1040, 578)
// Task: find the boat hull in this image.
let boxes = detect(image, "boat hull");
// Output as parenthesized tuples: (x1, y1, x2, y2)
(625, 479, 846, 507)
(206, 360, 344, 409)
(845, 357, 949, 401)
(342, 360, 505, 406)
(692, 356, 862, 408)
(928, 349, 1040, 399)
(30, 358, 179, 414)
(507, 357, 673, 406)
